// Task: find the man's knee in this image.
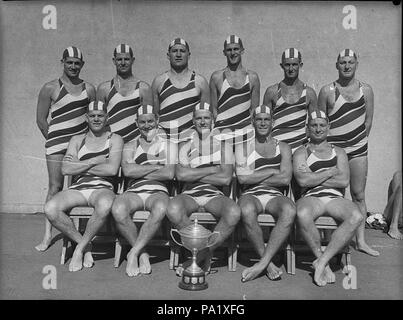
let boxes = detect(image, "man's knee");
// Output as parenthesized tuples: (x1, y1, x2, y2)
(296, 206, 314, 225)
(44, 200, 60, 222)
(111, 200, 130, 223)
(150, 200, 168, 221)
(349, 209, 364, 226)
(278, 202, 297, 227)
(351, 188, 365, 202)
(94, 196, 114, 217)
(239, 202, 258, 226)
(167, 199, 185, 222)
(222, 202, 241, 227)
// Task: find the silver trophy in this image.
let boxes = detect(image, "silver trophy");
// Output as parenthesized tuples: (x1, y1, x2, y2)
(170, 219, 220, 290)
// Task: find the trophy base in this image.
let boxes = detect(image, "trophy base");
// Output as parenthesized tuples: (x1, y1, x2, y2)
(178, 269, 208, 291)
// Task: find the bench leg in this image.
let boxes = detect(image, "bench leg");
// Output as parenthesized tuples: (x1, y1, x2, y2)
(60, 237, 69, 265)
(228, 233, 237, 272)
(114, 238, 122, 268)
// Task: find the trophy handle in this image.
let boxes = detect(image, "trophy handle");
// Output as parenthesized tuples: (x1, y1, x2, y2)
(207, 231, 220, 248)
(170, 229, 183, 247)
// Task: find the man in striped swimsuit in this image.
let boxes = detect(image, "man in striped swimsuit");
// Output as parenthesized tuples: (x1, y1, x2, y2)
(44, 101, 123, 272)
(36, 47, 96, 252)
(293, 110, 363, 287)
(97, 44, 153, 143)
(318, 49, 377, 256)
(111, 105, 177, 277)
(166, 102, 241, 273)
(210, 35, 260, 143)
(235, 105, 296, 282)
(151, 38, 210, 143)
(263, 48, 317, 200)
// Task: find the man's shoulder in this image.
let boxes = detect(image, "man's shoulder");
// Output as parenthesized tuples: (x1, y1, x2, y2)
(70, 133, 86, 144)
(247, 69, 259, 80)
(264, 83, 279, 96)
(42, 79, 59, 92)
(319, 82, 335, 95)
(358, 80, 373, 93)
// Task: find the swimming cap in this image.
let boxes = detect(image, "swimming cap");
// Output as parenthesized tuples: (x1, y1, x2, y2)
(194, 102, 211, 113)
(87, 101, 106, 112)
(113, 44, 134, 57)
(62, 46, 83, 61)
(308, 110, 329, 122)
(137, 105, 155, 117)
(253, 105, 272, 117)
(337, 48, 358, 60)
(281, 48, 302, 61)
(168, 38, 190, 51)
(224, 35, 244, 49)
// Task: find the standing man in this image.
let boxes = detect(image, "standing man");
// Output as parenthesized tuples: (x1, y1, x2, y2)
(210, 35, 260, 140)
(152, 38, 210, 143)
(111, 105, 177, 277)
(235, 105, 296, 282)
(166, 102, 241, 273)
(293, 110, 363, 287)
(36, 46, 96, 251)
(44, 101, 123, 272)
(97, 44, 153, 143)
(318, 49, 378, 256)
(263, 48, 317, 200)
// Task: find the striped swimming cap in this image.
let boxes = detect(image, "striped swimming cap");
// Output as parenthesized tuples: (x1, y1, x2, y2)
(253, 105, 272, 117)
(113, 44, 134, 57)
(62, 46, 83, 61)
(194, 102, 211, 113)
(87, 101, 106, 112)
(281, 48, 302, 61)
(168, 38, 190, 51)
(308, 110, 329, 122)
(337, 48, 358, 60)
(224, 35, 244, 49)
(137, 105, 155, 117)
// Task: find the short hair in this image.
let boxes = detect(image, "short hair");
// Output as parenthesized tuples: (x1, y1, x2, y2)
(337, 48, 358, 61)
(281, 48, 302, 62)
(224, 35, 244, 49)
(87, 101, 107, 113)
(113, 44, 134, 58)
(168, 38, 190, 52)
(62, 46, 83, 61)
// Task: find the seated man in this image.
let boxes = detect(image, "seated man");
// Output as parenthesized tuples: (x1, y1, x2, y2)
(236, 105, 296, 282)
(44, 101, 123, 272)
(383, 171, 402, 240)
(167, 102, 241, 273)
(111, 105, 177, 277)
(293, 110, 363, 287)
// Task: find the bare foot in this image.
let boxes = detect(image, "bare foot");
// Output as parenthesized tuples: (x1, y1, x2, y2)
(312, 261, 327, 287)
(139, 252, 152, 274)
(35, 237, 52, 252)
(83, 244, 94, 268)
(241, 262, 266, 283)
(387, 228, 403, 240)
(126, 248, 140, 277)
(266, 262, 283, 281)
(356, 242, 380, 256)
(313, 259, 335, 284)
(69, 249, 83, 272)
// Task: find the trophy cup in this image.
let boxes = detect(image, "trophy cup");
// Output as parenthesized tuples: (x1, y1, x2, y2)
(170, 219, 220, 291)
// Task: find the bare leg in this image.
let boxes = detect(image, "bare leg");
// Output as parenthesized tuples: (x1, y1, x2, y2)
(350, 156, 379, 256)
(385, 172, 403, 239)
(241, 196, 296, 282)
(69, 189, 115, 272)
(312, 198, 363, 286)
(36, 154, 64, 251)
(111, 192, 142, 277)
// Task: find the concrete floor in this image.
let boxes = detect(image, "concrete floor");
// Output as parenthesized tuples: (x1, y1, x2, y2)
(0, 212, 402, 300)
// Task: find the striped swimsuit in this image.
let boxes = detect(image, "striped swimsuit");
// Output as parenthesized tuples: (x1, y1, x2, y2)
(327, 82, 368, 160)
(214, 72, 252, 137)
(158, 71, 200, 142)
(272, 83, 308, 153)
(302, 144, 344, 204)
(182, 133, 224, 207)
(69, 133, 116, 203)
(45, 79, 89, 155)
(241, 139, 286, 210)
(106, 79, 141, 143)
(125, 136, 169, 204)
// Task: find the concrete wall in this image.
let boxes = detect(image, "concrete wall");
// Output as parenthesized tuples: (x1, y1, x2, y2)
(0, 0, 401, 213)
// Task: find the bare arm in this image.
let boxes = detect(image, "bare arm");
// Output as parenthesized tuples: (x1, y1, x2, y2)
(96, 81, 110, 103)
(143, 141, 177, 181)
(151, 74, 164, 114)
(292, 147, 337, 188)
(262, 85, 277, 110)
(362, 83, 374, 137)
(306, 86, 318, 114)
(209, 71, 220, 120)
(139, 81, 153, 106)
(85, 82, 96, 102)
(196, 74, 211, 105)
(36, 82, 54, 139)
(317, 85, 332, 114)
(87, 134, 123, 176)
(199, 142, 233, 186)
(249, 71, 260, 111)
(262, 142, 293, 187)
(321, 147, 349, 188)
